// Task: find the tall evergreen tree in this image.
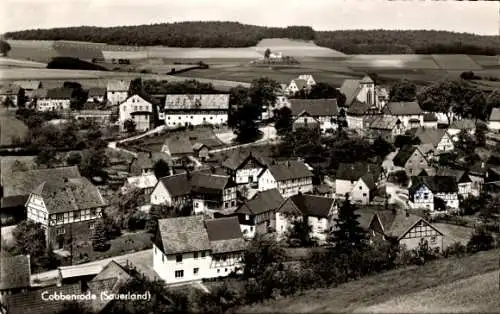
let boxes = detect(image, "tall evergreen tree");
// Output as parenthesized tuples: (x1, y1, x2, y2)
(91, 221, 110, 251)
(330, 197, 367, 254)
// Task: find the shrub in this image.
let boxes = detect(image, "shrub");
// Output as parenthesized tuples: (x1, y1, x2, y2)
(467, 227, 495, 253)
(442, 241, 467, 258)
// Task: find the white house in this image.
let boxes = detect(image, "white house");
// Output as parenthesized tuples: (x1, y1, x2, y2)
(150, 173, 192, 208)
(13, 80, 42, 99)
(35, 88, 72, 111)
(345, 100, 376, 129)
(234, 189, 284, 239)
(87, 87, 107, 103)
(119, 94, 153, 132)
(107, 80, 130, 105)
(423, 113, 439, 129)
(263, 95, 291, 120)
(258, 160, 313, 198)
(153, 216, 246, 285)
(436, 168, 479, 198)
(375, 86, 389, 110)
(285, 75, 316, 96)
(335, 162, 383, 203)
(368, 115, 405, 142)
(275, 193, 336, 243)
(412, 128, 454, 154)
(448, 119, 476, 142)
(408, 176, 459, 213)
(488, 108, 500, 131)
(222, 151, 269, 187)
(382, 101, 424, 129)
(339, 75, 375, 108)
(159, 94, 229, 127)
(289, 98, 339, 133)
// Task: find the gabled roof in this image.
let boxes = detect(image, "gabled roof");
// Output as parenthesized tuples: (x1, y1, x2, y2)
(346, 100, 372, 116)
(489, 108, 500, 122)
(58, 263, 104, 280)
(87, 87, 107, 97)
(360, 75, 374, 84)
(164, 135, 195, 155)
(164, 94, 229, 110)
(222, 150, 269, 171)
(382, 101, 423, 116)
(130, 151, 170, 174)
(336, 162, 381, 182)
(415, 143, 435, 156)
(32, 177, 106, 214)
(393, 146, 420, 167)
(158, 215, 211, 255)
(190, 172, 232, 193)
(235, 189, 284, 215)
(107, 79, 131, 92)
(0, 84, 21, 95)
(435, 168, 470, 183)
(267, 160, 313, 181)
(157, 173, 191, 197)
(46, 87, 74, 99)
(289, 99, 339, 117)
(409, 176, 458, 194)
(277, 193, 335, 218)
(3, 283, 81, 314)
(0, 255, 31, 290)
(376, 212, 440, 239)
(91, 260, 130, 283)
(423, 113, 438, 122)
(449, 119, 476, 130)
(369, 115, 401, 130)
(291, 79, 307, 90)
(192, 142, 208, 151)
(13, 80, 41, 90)
(412, 128, 448, 147)
(339, 79, 362, 107)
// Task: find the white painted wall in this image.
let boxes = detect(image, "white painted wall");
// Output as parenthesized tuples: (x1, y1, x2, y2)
(488, 121, 500, 131)
(36, 99, 71, 111)
(346, 116, 364, 129)
(119, 95, 153, 131)
(150, 183, 173, 206)
(163, 113, 228, 127)
(335, 179, 355, 198)
(236, 168, 263, 185)
(107, 91, 128, 106)
(351, 179, 371, 205)
(258, 169, 277, 192)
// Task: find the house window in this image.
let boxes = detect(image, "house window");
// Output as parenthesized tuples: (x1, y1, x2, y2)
(175, 270, 184, 278)
(231, 200, 236, 207)
(89, 223, 95, 230)
(56, 214, 63, 223)
(225, 203, 228, 208)
(423, 193, 429, 200)
(73, 211, 81, 220)
(90, 209, 96, 216)
(245, 214, 250, 220)
(363, 193, 367, 197)
(57, 227, 65, 235)
(193, 268, 199, 275)
(359, 186, 362, 190)
(217, 269, 220, 274)
(176, 254, 183, 263)
(201, 251, 206, 258)
(430, 236, 437, 244)
(194, 252, 198, 259)
(225, 268, 228, 272)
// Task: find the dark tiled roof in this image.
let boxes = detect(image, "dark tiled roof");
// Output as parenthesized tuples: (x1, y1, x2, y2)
(369, 115, 400, 130)
(88, 261, 131, 312)
(87, 87, 107, 97)
(129, 151, 170, 175)
(4, 283, 81, 314)
(0, 195, 28, 209)
(157, 173, 191, 197)
(164, 135, 195, 155)
(489, 108, 500, 122)
(205, 216, 243, 241)
(412, 128, 447, 147)
(164, 94, 229, 110)
(292, 79, 307, 90)
(339, 79, 362, 107)
(158, 215, 211, 255)
(336, 162, 381, 182)
(449, 119, 476, 130)
(290, 99, 339, 117)
(410, 176, 458, 194)
(32, 177, 106, 214)
(382, 101, 423, 116)
(423, 113, 438, 122)
(435, 168, 470, 183)
(0, 255, 30, 290)
(0, 84, 21, 95)
(46, 87, 74, 99)
(347, 100, 372, 116)
(2, 166, 81, 198)
(285, 194, 335, 218)
(235, 189, 284, 215)
(190, 173, 232, 192)
(393, 146, 419, 167)
(267, 160, 313, 181)
(192, 142, 207, 151)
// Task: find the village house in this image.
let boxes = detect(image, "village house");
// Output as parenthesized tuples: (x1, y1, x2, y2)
(35, 88, 73, 111)
(411, 128, 454, 154)
(86, 87, 107, 103)
(335, 162, 383, 204)
(0, 254, 31, 300)
(285, 74, 316, 96)
(25, 176, 107, 249)
(1, 166, 82, 225)
(258, 160, 314, 198)
(382, 101, 424, 129)
(408, 176, 459, 213)
(161, 135, 196, 167)
(122, 174, 158, 196)
(391, 146, 430, 176)
(423, 113, 439, 129)
(314, 183, 335, 198)
(153, 216, 246, 285)
(358, 209, 444, 251)
(107, 79, 131, 105)
(192, 143, 209, 161)
(345, 100, 378, 129)
(119, 94, 153, 132)
(12, 80, 42, 99)
(275, 193, 336, 243)
(234, 189, 284, 239)
(339, 75, 376, 109)
(375, 86, 389, 110)
(0, 84, 21, 107)
(264, 95, 291, 120)
(289, 98, 339, 133)
(150, 172, 237, 215)
(159, 94, 229, 127)
(368, 115, 405, 142)
(435, 168, 478, 198)
(448, 119, 476, 141)
(222, 151, 269, 188)
(488, 108, 500, 131)
(129, 151, 171, 176)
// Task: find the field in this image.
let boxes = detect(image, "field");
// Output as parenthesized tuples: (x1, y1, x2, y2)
(237, 249, 500, 313)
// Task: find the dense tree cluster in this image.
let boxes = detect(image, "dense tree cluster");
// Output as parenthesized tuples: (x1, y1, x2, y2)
(0, 39, 11, 56)
(6, 24, 498, 54)
(290, 82, 346, 106)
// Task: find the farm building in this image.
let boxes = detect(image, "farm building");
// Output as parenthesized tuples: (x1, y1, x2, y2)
(382, 101, 424, 129)
(290, 98, 339, 133)
(35, 88, 72, 111)
(159, 94, 230, 127)
(86, 87, 107, 103)
(119, 95, 153, 132)
(12, 80, 42, 98)
(107, 80, 131, 105)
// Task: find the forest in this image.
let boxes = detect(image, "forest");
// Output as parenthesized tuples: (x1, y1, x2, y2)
(4, 21, 499, 55)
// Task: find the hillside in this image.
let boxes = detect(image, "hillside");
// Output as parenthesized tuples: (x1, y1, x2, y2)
(4, 22, 499, 55)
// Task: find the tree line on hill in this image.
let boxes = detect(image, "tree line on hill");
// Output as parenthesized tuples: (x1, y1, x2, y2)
(4, 22, 499, 55)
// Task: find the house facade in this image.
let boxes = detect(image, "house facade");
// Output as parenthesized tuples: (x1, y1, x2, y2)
(107, 80, 130, 105)
(368, 116, 405, 142)
(119, 94, 153, 132)
(335, 162, 382, 201)
(382, 101, 424, 129)
(153, 216, 246, 285)
(159, 94, 229, 127)
(150, 173, 191, 208)
(423, 113, 439, 129)
(448, 119, 476, 141)
(488, 108, 500, 131)
(408, 176, 459, 213)
(0, 84, 21, 107)
(392, 146, 430, 176)
(25, 177, 106, 249)
(258, 160, 314, 198)
(290, 98, 339, 133)
(222, 152, 268, 187)
(36, 88, 72, 111)
(413, 128, 454, 154)
(86, 87, 107, 103)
